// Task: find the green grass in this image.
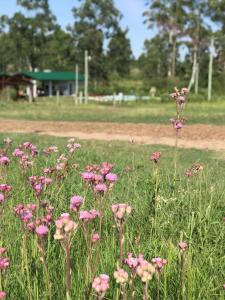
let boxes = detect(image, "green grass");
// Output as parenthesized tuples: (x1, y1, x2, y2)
(1, 97, 225, 124)
(0, 133, 224, 299)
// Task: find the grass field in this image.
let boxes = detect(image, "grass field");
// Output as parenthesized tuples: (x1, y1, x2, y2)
(1, 97, 225, 124)
(0, 133, 224, 299)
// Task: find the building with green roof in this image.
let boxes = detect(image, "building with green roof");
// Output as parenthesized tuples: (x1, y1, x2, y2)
(22, 70, 84, 97)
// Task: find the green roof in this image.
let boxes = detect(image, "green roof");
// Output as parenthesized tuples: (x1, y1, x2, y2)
(22, 71, 84, 81)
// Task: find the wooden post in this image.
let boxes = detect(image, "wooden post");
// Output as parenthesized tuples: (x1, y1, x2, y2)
(74, 64, 79, 105)
(195, 63, 199, 95)
(56, 90, 60, 105)
(208, 37, 214, 101)
(113, 93, 116, 106)
(28, 85, 33, 103)
(79, 91, 83, 104)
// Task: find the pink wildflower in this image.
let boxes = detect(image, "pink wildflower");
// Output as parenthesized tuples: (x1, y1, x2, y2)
(105, 173, 118, 182)
(95, 183, 107, 193)
(81, 172, 95, 182)
(0, 194, 5, 203)
(70, 195, 83, 212)
(0, 184, 12, 192)
(36, 225, 49, 238)
(0, 257, 9, 270)
(92, 274, 109, 295)
(111, 204, 132, 220)
(91, 233, 100, 243)
(152, 257, 167, 272)
(114, 268, 129, 284)
(150, 152, 161, 163)
(0, 156, 10, 166)
(79, 209, 100, 223)
(136, 260, 156, 282)
(179, 242, 188, 253)
(0, 291, 6, 299)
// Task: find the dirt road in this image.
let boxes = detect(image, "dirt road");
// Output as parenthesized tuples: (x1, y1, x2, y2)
(0, 119, 225, 151)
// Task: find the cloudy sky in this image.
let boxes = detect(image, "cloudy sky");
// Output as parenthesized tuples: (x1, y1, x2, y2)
(1, 0, 156, 58)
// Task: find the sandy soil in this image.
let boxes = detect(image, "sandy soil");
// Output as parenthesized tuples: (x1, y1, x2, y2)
(0, 119, 225, 151)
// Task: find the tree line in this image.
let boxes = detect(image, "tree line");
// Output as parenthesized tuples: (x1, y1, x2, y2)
(1, 0, 225, 95)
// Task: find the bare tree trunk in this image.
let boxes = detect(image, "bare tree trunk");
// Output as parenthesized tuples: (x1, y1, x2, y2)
(172, 36, 176, 77)
(168, 31, 173, 77)
(188, 45, 197, 91)
(208, 37, 214, 101)
(195, 63, 199, 95)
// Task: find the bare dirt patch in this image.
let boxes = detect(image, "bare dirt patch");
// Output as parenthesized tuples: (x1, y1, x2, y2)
(0, 119, 225, 151)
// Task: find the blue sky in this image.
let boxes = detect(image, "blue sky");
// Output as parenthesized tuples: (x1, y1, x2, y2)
(1, 0, 155, 58)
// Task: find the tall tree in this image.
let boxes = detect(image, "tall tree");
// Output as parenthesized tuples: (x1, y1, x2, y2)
(144, 0, 187, 78)
(138, 35, 170, 87)
(2, 0, 58, 71)
(183, 1, 209, 92)
(107, 28, 132, 76)
(70, 0, 122, 82)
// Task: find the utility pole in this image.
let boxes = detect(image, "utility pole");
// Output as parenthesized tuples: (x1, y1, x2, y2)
(84, 50, 91, 104)
(208, 37, 214, 101)
(74, 64, 79, 104)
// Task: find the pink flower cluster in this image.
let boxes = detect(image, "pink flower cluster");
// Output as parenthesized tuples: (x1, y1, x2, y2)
(0, 248, 8, 299)
(152, 257, 167, 273)
(150, 151, 161, 164)
(12, 142, 36, 170)
(92, 274, 109, 296)
(171, 87, 189, 106)
(81, 162, 118, 193)
(136, 260, 156, 282)
(14, 202, 53, 235)
(29, 176, 52, 198)
(0, 184, 12, 203)
(54, 213, 77, 240)
(0, 155, 10, 166)
(185, 163, 203, 178)
(70, 195, 84, 212)
(43, 145, 58, 156)
(0, 291, 6, 299)
(179, 242, 188, 253)
(124, 253, 144, 270)
(111, 204, 132, 221)
(23, 142, 38, 156)
(67, 138, 81, 154)
(79, 209, 100, 223)
(0, 247, 9, 271)
(170, 118, 186, 130)
(114, 268, 129, 284)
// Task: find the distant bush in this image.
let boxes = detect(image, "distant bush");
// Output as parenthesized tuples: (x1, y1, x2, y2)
(0, 87, 17, 101)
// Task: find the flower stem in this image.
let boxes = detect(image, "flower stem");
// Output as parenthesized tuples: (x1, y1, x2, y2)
(65, 239, 71, 300)
(143, 281, 149, 300)
(118, 224, 123, 267)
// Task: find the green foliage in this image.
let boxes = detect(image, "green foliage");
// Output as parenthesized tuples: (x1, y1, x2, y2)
(0, 87, 17, 101)
(107, 28, 133, 76)
(69, 0, 123, 81)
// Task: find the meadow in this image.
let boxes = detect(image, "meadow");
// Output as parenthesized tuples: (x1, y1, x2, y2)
(1, 97, 225, 125)
(0, 132, 224, 300)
